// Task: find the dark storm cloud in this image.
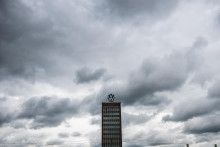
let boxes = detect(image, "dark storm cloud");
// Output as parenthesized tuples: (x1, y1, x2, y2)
(58, 132, 69, 138)
(184, 116, 220, 134)
(75, 67, 106, 84)
(0, 0, 31, 42)
(100, 0, 178, 22)
(0, 0, 102, 84)
(18, 96, 79, 128)
(163, 99, 220, 122)
(0, 0, 55, 81)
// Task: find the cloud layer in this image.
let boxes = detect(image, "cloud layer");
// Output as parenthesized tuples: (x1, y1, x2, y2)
(75, 67, 106, 84)
(1, 0, 220, 146)
(0, 96, 80, 129)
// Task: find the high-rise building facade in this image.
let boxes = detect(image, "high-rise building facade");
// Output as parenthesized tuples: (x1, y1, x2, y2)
(102, 94, 122, 147)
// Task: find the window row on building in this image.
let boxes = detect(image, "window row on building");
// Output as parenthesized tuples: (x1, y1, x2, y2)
(103, 107, 120, 111)
(103, 138, 121, 143)
(103, 143, 121, 147)
(103, 112, 120, 115)
(103, 121, 120, 124)
(103, 130, 120, 133)
(103, 134, 121, 138)
(103, 125, 120, 129)
(103, 116, 120, 120)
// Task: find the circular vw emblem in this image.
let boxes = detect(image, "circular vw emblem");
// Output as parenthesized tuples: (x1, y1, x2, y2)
(107, 94, 115, 102)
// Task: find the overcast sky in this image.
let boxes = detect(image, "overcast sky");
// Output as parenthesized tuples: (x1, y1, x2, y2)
(1, 0, 220, 146)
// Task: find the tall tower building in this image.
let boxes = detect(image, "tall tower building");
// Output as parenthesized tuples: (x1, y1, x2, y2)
(102, 94, 122, 147)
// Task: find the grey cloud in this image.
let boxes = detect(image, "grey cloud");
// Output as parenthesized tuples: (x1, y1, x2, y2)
(0, 112, 12, 127)
(190, 37, 213, 85)
(75, 67, 106, 84)
(126, 131, 175, 147)
(0, 97, 7, 102)
(100, 0, 178, 22)
(0, 97, 14, 126)
(46, 139, 64, 145)
(58, 132, 69, 138)
(116, 47, 196, 105)
(80, 94, 103, 116)
(0, 0, 54, 81)
(0, 0, 106, 85)
(90, 117, 101, 125)
(18, 96, 79, 128)
(87, 130, 101, 147)
(120, 91, 170, 106)
(92, 143, 102, 147)
(149, 143, 174, 146)
(192, 66, 215, 86)
(85, 93, 166, 117)
(0, 0, 32, 42)
(208, 79, 220, 98)
(163, 99, 220, 122)
(195, 133, 220, 143)
(10, 120, 27, 129)
(126, 145, 143, 147)
(184, 115, 220, 134)
(191, 37, 208, 49)
(121, 37, 207, 106)
(0, 139, 6, 147)
(85, 41, 203, 114)
(72, 132, 81, 137)
(122, 112, 152, 127)
(92, 144, 101, 147)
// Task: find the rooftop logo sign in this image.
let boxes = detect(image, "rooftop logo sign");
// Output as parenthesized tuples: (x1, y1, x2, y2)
(107, 94, 115, 102)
